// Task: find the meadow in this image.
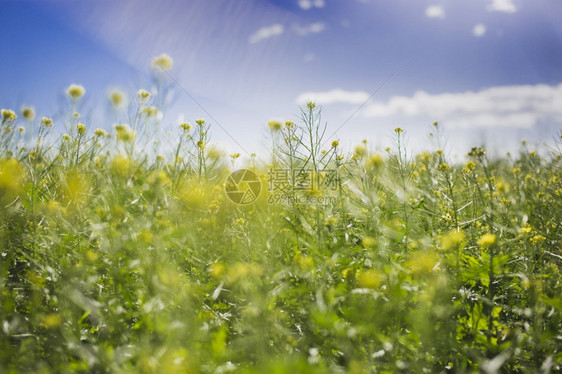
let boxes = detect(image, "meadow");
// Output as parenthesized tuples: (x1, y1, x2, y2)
(0, 58, 561, 373)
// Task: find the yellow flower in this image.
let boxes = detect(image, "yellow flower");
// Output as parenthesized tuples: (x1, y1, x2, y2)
(477, 233, 496, 249)
(394, 127, 403, 134)
(137, 89, 151, 103)
(41, 313, 62, 329)
(62, 134, 71, 141)
(108, 89, 127, 108)
(41, 117, 53, 127)
(306, 101, 316, 110)
(438, 163, 449, 171)
(0, 159, 25, 197)
(331, 140, 339, 148)
(142, 106, 159, 117)
(197, 140, 205, 149)
(366, 153, 384, 171)
(440, 230, 466, 250)
(357, 269, 384, 289)
(267, 120, 282, 131)
(66, 84, 85, 100)
(1, 109, 17, 124)
(230, 153, 240, 159)
(151, 53, 173, 70)
(111, 155, 132, 176)
(94, 128, 107, 137)
(407, 250, 440, 274)
(180, 122, 191, 131)
(354, 144, 367, 158)
(115, 124, 135, 142)
(362, 236, 376, 248)
(76, 123, 86, 136)
(21, 106, 35, 121)
(195, 118, 206, 126)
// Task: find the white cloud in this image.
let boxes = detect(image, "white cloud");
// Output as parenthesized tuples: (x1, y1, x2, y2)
(473, 23, 487, 37)
(298, 0, 325, 10)
(248, 24, 284, 44)
(487, 0, 517, 13)
(293, 22, 326, 36)
(425, 5, 445, 19)
(296, 89, 370, 105)
(361, 83, 562, 128)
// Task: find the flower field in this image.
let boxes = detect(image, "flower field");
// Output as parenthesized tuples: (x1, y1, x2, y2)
(0, 62, 561, 373)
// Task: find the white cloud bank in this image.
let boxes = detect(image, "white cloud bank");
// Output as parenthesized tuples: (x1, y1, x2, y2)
(296, 84, 562, 129)
(473, 23, 487, 37)
(425, 5, 445, 19)
(298, 0, 325, 10)
(487, 0, 517, 13)
(248, 24, 284, 44)
(296, 89, 370, 105)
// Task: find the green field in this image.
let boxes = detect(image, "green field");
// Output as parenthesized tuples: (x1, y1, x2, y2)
(1, 84, 561, 373)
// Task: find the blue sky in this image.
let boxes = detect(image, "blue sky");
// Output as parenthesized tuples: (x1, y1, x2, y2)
(1, 0, 561, 157)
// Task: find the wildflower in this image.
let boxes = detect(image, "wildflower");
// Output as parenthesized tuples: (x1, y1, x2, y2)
(357, 269, 383, 289)
(407, 251, 440, 275)
(366, 153, 384, 171)
(111, 155, 131, 176)
(195, 118, 206, 126)
(440, 230, 466, 250)
(230, 153, 240, 159)
(464, 161, 476, 172)
(156, 154, 164, 162)
(94, 128, 107, 137)
(354, 144, 367, 158)
(306, 101, 316, 110)
(208, 262, 225, 279)
(0, 159, 25, 197)
(137, 89, 151, 103)
(41, 117, 53, 127)
(73, 112, 80, 119)
(66, 84, 85, 100)
(18, 126, 25, 133)
(477, 233, 496, 249)
(284, 121, 294, 128)
(76, 123, 86, 136)
(41, 313, 62, 329)
(62, 134, 71, 141)
(1, 109, 16, 124)
(108, 89, 127, 108)
(394, 127, 403, 134)
(331, 140, 339, 148)
(433, 121, 439, 127)
(142, 106, 159, 117)
(436, 149, 443, 156)
(362, 236, 376, 248)
(197, 140, 205, 149)
(520, 225, 532, 234)
(180, 122, 191, 131)
(530, 235, 546, 244)
(267, 120, 282, 131)
(21, 106, 35, 121)
(151, 53, 173, 71)
(115, 124, 134, 142)
(438, 163, 449, 171)
(324, 216, 338, 226)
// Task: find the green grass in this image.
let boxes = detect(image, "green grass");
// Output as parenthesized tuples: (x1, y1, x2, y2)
(0, 75, 561, 373)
